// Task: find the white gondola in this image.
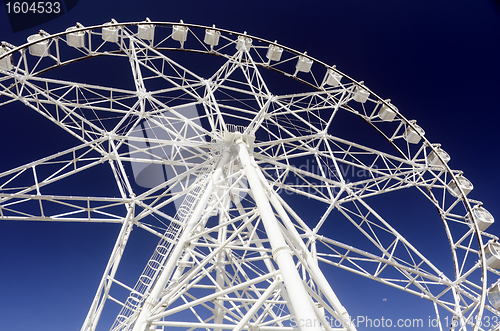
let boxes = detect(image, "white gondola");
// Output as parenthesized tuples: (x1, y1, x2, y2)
(466, 205, 495, 232)
(138, 19, 154, 41)
(296, 55, 313, 73)
(66, 25, 86, 48)
(266, 44, 283, 62)
(484, 241, 500, 269)
(353, 85, 370, 103)
(204, 29, 220, 46)
(326, 69, 342, 87)
(378, 103, 397, 122)
(0, 46, 13, 70)
(488, 281, 500, 310)
(448, 175, 473, 197)
(236, 35, 252, 51)
(27, 34, 50, 57)
(172, 25, 188, 43)
(427, 146, 451, 167)
(102, 22, 120, 43)
(403, 122, 425, 144)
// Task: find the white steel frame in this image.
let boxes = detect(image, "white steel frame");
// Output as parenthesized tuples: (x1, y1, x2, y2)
(0, 20, 498, 331)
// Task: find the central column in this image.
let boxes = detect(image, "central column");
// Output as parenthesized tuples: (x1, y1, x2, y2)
(235, 135, 322, 331)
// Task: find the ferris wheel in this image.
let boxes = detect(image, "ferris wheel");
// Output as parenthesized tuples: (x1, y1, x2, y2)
(1, 19, 499, 331)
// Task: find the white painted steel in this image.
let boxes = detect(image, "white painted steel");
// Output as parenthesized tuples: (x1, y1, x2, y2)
(0, 20, 496, 331)
(236, 136, 322, 331)
(131, 150, 232, 331)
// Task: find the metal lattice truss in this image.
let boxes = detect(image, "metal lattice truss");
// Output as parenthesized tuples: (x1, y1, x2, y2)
(0, 21, 498, 331)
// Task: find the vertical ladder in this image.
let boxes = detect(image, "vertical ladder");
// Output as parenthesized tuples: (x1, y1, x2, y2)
(110, 164, 216, 331)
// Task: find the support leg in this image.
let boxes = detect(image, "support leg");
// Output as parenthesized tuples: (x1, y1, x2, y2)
(236, 137, 322, 331)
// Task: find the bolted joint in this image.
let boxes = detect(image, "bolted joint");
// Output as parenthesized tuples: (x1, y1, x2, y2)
(272, 245, 291, 262)
(224, 128, 255, 155)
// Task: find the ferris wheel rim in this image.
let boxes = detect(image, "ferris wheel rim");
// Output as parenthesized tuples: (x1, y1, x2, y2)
(0, 20, 474, 181)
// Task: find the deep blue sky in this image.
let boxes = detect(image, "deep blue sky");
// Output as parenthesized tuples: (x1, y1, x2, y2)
(0, 1, 499, 330)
